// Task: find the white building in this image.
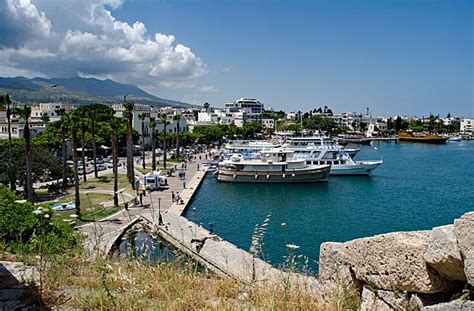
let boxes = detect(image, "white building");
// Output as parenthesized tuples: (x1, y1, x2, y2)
(225, 98, 264, 122)
(30, 102, 64, 122)
(0, 109, 47, 139)
(460, 118, 473, 135)
(262, 119, 275, 132)
(112, 104, 189, 148)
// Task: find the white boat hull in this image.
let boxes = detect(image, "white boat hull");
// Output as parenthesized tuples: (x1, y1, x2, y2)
(330, 161, 382, 176)
(217, 166, 330, 183)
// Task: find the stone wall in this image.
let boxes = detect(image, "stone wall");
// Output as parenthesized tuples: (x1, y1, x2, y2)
(318, 211, 474, 310)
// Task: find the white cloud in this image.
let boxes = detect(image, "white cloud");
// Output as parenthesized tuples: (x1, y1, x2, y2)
(200, 85, 218, 92)
(0, 0, 207, 90)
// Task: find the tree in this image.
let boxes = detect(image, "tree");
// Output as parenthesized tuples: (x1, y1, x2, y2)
(395, 116, 402, 133)
(56, 108, 69, 190)
(124, 102, 135, 188)
(160, 113, 170, 169)
(79, 110, 88, 182)
(149, 117, 157, 171)
(2, 94, 13, 160)
(110, 116, 121, 207)
(17, 106, 34, 201)
(174, 113, 182, 160)
(138, 113, 146, 169)
(70, 114, 81, 218)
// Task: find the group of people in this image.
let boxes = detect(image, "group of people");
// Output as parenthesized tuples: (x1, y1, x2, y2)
(171, 191, 184, 205)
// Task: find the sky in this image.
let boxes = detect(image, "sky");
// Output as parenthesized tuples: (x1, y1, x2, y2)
(0, 0, 472, 116)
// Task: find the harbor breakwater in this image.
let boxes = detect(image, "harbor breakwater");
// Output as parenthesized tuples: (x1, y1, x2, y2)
(318, 211, 474, 310)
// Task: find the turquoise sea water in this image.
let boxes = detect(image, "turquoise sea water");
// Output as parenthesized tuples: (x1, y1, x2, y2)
(185, 141, 474, 270)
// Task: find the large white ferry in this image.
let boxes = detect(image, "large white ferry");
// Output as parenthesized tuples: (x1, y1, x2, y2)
(283, 137, 382, 176)
(217, 149, 330, 183)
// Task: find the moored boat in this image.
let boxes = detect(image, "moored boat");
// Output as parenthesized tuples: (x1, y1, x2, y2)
(217, 149, 330, 183)
(398, 132, 448, 144)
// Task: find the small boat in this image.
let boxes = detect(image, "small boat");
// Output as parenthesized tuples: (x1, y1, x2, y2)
(398, 132, 448, 144)
(51, 201, 76, 211)
(447, 136, 462, 142)
(217, 149, 330, 183)
(335, 134, 372, 146)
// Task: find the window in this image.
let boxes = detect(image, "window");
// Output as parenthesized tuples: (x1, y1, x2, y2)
(306, 161, 312, 165)
(334, 161, 339, 165)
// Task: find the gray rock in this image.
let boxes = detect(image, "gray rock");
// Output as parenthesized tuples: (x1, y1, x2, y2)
(422, 299, 474, 311)
(424, 225, 466, 281)
(454, 212, 474, 286)
(344, 231, 455, 293)
(361, 287, 392, 311)
(360, 286, 409, 311)
(317, 242, 361, 301)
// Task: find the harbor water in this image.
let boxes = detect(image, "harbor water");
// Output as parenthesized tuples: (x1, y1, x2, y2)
(185, 141, 474, 271)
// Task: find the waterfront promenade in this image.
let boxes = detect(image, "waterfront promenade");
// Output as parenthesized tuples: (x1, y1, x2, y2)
(78, 153, 206, 255)
(78, 151, 319, 292)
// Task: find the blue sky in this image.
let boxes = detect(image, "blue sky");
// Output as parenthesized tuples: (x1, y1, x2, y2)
(115, 0, 473, 116)
(0, 0, 472, 116)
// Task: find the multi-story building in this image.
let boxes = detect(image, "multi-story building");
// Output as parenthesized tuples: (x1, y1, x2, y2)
(225, 98, 264, 122)
(261, 119, 275, 132)
(460, 118, 473, 135)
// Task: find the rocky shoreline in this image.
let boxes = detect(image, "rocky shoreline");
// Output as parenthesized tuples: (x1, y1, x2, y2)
(318, 211, 474, 310)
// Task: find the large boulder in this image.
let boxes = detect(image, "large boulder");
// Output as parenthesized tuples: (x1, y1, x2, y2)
(422, 299, 474, 310)
(343, 231, 455, 293)
(454, 212, 474, 286)
(317, 242, 361, 301)
(360, 286, 409, 311)
(424, 225, 466, 281)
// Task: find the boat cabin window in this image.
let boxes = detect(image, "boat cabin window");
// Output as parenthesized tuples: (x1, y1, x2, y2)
(334, 161, 339, 165)
(306, 161, 312, 165)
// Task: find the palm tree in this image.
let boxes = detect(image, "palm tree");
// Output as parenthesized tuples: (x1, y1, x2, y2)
(110, 116, 120, 207)
(90, 113, 99, 178)
(160, 113, 170, 169)
(5, 162, 18, 191)
(138, 113, 146, 169)
(173, 113, 182, 160)
(17, 105, 33, 201)
(79, 111, 88, 182)
(56, 108, 69, 191)
(149, 117, 157, 171)
(4, 94, 13, 160)
(70, 114, 81, 218)
(124, 101, 135, 188)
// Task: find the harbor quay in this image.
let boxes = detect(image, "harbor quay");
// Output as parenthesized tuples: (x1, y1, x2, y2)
(79, 149, 320, 294)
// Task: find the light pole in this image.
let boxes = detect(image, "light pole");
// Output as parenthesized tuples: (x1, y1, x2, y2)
(158, 197, 163, 225)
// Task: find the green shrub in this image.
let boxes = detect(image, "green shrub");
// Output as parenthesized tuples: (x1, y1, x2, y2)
(0, 186, 80, 255)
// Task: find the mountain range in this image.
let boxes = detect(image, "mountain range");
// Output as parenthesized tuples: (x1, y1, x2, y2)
(0, 76, 191, 108)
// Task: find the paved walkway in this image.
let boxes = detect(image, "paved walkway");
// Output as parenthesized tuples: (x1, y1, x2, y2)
(78, 152, 208, 255)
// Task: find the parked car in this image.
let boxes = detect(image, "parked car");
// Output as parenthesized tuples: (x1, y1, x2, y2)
(97, 164, 107, 171)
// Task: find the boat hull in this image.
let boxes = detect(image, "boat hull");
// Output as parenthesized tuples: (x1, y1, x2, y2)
(330, 161, 382, 176)
(398, 137, 448, 144)
(217, 166, 330, 183)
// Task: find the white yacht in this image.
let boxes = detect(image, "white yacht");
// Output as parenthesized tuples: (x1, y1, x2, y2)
(283, 137, 382, 176)
(222, 140, 281, 160)
(217, 149, 330, 183)
(282, 136, 360, 158)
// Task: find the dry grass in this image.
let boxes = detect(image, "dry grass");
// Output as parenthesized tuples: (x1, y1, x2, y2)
(38, 250, 358, 310)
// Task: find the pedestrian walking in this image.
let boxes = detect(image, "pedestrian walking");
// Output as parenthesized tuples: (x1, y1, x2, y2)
(183, 180, 186, 189)
(139, 193, 143, 206)
(171, 191, 175, 202)
(197, 164, 200, 171)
